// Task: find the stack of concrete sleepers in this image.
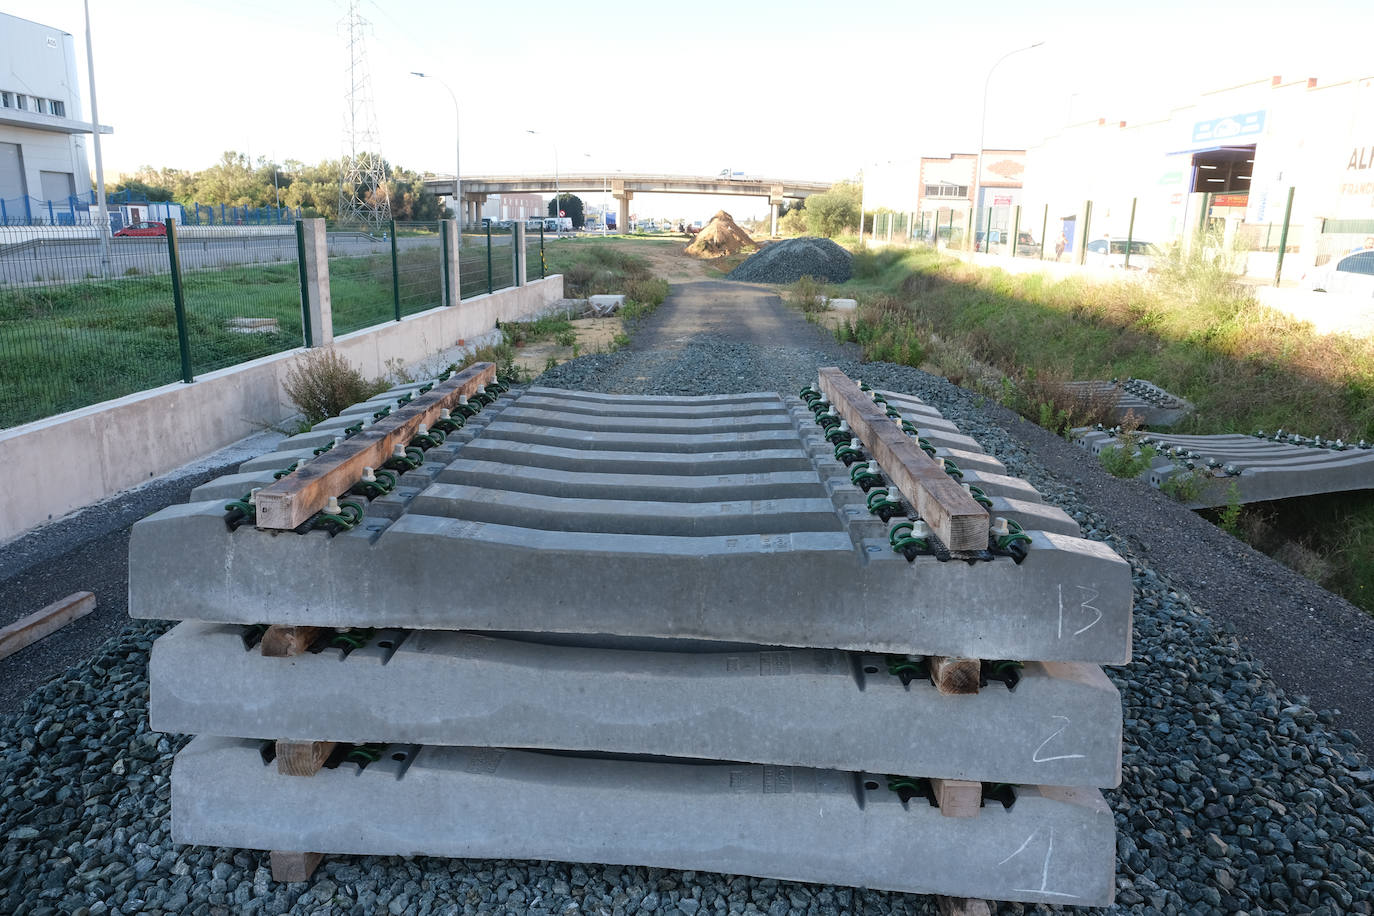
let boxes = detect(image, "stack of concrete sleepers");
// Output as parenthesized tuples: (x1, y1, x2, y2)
(130, 364, 1132, 906)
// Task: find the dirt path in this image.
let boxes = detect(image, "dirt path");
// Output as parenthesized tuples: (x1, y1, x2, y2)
(627, 280, 836, 353)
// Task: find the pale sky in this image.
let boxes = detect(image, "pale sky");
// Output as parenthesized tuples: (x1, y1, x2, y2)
(4, 0, 1367, 219)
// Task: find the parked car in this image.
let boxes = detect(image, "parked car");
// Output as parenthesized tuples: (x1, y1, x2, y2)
(1308, 249, 1374, 297)
(1085, 238, 1161, 270)
(113, 221, 167, 237)
(1015, 232, 1039, 256)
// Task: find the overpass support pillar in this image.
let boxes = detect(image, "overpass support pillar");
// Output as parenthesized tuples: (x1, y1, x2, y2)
(613, 190, 633, 234)
(769, 186, 785, 239)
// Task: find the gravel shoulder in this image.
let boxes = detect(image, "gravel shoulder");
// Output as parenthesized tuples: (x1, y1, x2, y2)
(1, 279, 1371, 915)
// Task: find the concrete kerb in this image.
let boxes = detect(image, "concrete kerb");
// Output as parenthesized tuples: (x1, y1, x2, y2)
(0, 277, 562, 544)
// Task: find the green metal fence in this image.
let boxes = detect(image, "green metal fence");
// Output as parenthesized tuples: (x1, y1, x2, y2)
(526, 225, 547, 281)
(1, 217, 533, 430)
(392, 220, 445, 317)
(326, 222, 400, 335)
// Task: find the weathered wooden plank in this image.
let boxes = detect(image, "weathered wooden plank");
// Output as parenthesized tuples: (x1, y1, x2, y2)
(0, 591, 97, 662)
(260, 626, 325, 658)
(929, 778, 982, 818)
(929, 656, 981, 695)
(269, 850, 322, 882)
(254, 361, 497, 529)
(816, 368, 988, 550)
(275, 740, 337, 777)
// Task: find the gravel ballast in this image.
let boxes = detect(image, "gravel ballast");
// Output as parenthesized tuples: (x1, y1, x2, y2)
(3, 288, 1372, 914)
(727, 238, 852, 284)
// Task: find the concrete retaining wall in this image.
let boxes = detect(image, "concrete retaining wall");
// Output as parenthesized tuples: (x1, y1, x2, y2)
(0, 275, 563, 543)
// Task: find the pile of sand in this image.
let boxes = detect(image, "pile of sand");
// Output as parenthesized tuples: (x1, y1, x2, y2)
(685, 210, 756, 259)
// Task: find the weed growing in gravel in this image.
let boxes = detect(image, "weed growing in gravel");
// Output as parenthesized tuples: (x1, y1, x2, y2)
(610, 331, 631, 351)
(1160, 470, 1207, 503)
(1099, 441, 1158, 478)
(1219, 483, 1243, 534)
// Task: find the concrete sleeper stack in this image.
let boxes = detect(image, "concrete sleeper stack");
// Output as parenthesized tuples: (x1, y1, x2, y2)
(130, 368, 1132, 908)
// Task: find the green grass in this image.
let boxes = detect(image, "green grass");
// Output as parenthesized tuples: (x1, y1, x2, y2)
(833, 243, 1374, 613)
(0, 241, 508, 429)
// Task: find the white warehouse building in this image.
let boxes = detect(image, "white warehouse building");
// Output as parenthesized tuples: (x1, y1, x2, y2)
(0, 11, 111, 224)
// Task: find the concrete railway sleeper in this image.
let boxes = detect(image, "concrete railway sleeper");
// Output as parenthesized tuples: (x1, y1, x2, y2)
(172, 737, 1117, 905)
(132, 370, 1129, 907)
(151, 621, 1122, 787)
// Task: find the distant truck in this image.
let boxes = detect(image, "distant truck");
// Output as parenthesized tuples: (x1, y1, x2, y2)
(605, 212, 616, 231)
(718, 168, 757, 181)
(541, 217, 573, 233)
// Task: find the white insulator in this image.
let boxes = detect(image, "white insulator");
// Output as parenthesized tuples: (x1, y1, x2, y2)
(248, 487, 260, 505)
(361, 466, 376, 483)
(296, 454, 309, 468)
(849, 438, 861, 450)
(325, 496, 341, 514)
(476, 386, 486, 395)
(418, 424, 429, 435)
(459, 395, 469, 405)
(888, 486, 902, 503)
(910, 519, 931, 539)
(990, 516, 1010, 537)
(332, 436, 343, 448)
(440, 408, 452, 420)
(392, 444, 406, 458)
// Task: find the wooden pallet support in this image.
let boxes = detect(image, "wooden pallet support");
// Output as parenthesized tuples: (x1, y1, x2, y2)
(815, 368, 988, 550)
(269, 850, 322, 883)
(929, 656, 981, 695)
(275, 740, 337, 777)
(253, 361, 497, 530)
(929, 778, 982, 818)
(0, 591, 97, 662)
(260, 626, 324, 658)
(936, 896, 992, 916)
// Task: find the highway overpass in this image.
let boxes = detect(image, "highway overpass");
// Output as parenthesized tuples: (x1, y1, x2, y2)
(422, 172, 834, 234)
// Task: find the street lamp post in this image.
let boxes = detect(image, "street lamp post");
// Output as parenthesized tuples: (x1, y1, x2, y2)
(972, 40, 1043, 253)
(409, 71, 460, 228)
(527, 130, 559, 232)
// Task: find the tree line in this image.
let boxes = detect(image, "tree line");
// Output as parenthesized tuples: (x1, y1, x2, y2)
(110, 151, 446, 222)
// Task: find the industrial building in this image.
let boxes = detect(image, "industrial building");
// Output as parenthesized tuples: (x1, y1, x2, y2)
(0, 11, 111, 224)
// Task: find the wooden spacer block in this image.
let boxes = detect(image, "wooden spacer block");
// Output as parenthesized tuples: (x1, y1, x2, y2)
(260, 626, 325, 658)
(0, 591, 97, 662)
(936, 896, 992, 916)
(929, 778, 982, 818)
(275, 740, 337, 777)
(929, 656, 981, 695)
(270, 850, 322, 883)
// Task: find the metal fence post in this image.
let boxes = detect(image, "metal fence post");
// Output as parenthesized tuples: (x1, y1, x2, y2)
(1124, 198, 1138, 270)
(540, 224, 546, 278)
(486, 222, 493, 295)
(514, 222, 527, 286)
(441, 219, 452, 306)
(1010, 205, 1021, 258)
(296, 220, 314, 346)
(1274, 186, 1295, 287)
(165, 217, 194, 384)
(390, 218, 401, 321)
(1078, 200, 1093, 266)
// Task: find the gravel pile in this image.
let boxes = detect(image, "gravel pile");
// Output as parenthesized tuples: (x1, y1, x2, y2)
(3, 337, 1372, 915)
(727, 238, 852, 284)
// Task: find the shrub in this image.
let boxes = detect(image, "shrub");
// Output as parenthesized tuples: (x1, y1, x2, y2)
(1098, 442, 1157, 478)
(283, 348, 388, 426)
(555, 328, 577, 347)
(1160, 470, 1206, 502)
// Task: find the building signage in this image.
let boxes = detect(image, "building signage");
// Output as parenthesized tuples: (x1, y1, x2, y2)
(1191, 110, 1266, 145)
(1212, 194, 1249, 208)
(993, 196, 1012, 206)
